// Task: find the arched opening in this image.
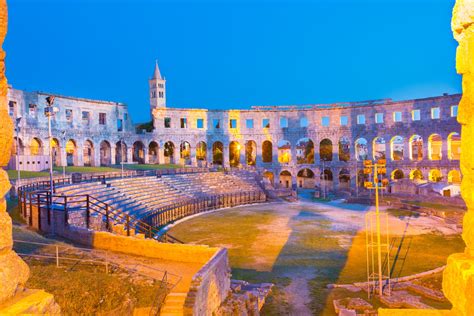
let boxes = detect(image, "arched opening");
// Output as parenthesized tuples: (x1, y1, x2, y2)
(50, 138, 61, 167)
(448, 132, 461, 160)
(409, 169, 424, 181)
(30, 138, 43, 156)
(320, 169, 334, 191)
(164, 141, 175, 164)
(428, 134, 442, 161)
(100, 141, 111, 166)
(319, 139, 333, 161)
(279, 170, 292, 188)
(338, 136, 350, 162)
(448, 170, 461, 184)
(391, 169, 404, 180)
(373, 137, 386, 160)
(409, 135, 423, 161)
(339, 169, 351, 190)
(355, 138, 368, 161)
(297, 168, 315, 188)
(133, 141, 145, 164)
(148, 141, 159, 164)
(357, 169, 368, 188)
(65, 139, 77, 166)
(296, 138, 314, 164)
(429, 169, 443, 182)
(390, 136, 404, 161)
(229, 141, 241, 167)
(115, 141, 128, 164)
(263, 171, 274, 186)
(245, 140, 257, 166)
(262, 140, 273, 163)
(212, 141, 224, 165)
(180, 141, 192, 165)
(278, 140, 291, 164)
(196, 141, 207, 166)
(12, 137, 25, 155)
(83, 140, 94, 166)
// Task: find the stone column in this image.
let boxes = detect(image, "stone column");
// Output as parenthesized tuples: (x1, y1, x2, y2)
(0, 0, 30, 304)
(143, 147, 149, 164)
(158, 146, 165, 165)
(76, 141, 84, 166)
(126, 146, 133, 163)
(223, 145, 230, 168)
(442, 3, 474, 315)
(110, 144, 116, 165)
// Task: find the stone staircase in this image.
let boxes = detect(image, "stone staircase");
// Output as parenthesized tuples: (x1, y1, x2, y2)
(159, 292, 187, 316)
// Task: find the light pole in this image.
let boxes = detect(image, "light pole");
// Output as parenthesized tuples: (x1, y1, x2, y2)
(45, 96, 58, 197)
(61, 130, 66, 178)
(15, 117, 22, 184)
(121, 115, 125, 177)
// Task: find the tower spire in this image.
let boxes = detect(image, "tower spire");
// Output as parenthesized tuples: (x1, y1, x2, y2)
(152, 60, 162, 80)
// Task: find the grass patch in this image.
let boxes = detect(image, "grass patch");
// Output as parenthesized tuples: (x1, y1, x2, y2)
(120, 164, 182, 170)
(53, 166, 120, 173)
(386, 208, 420, 218)
(6, 170, 49, 179)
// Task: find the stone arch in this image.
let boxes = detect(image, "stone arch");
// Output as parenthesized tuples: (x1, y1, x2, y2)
(448, 170, 461, 184)
(12, 137, 25, 155)
(390, 136, 404, 161)
(100, 140, 111, 166)
(297, 168, 315, 188)
(448, 132, 461, 160)
(355, 138, 368, 161)
(83, 139, 94, 166)
(133, 140, 145, 164)
(263, 171, 274, 186)
(428, 134, 442, 161)
(372, 137, 386, 160)
(30, 137, 43, 156)
(296, 138, 314, 164)
(212, 141, 224, 165)
(50, 138, 61, 167)
(391, 169, 404, 180)
(180, 141, 192, 165)
(319, 139, 333, 161)
(409, 135, 423, 161)
(196, 141, 207, 163)
(148, 141, 159, 164)
(279, 170, 292, 188)
(339, 168, 351, 190)
(338, 136, 350, 162)
(164, 141, 175, 164)
(115, 141, 128, 164)
(262, 140, 273, 163)
(229, 141, 241, 167)
(278, 140, 291, 164)
(320, 169, 333, 191)
(409, 169, 424, 181)
(65, 139, 78, 166)
(429, 169, 443, 182)
(245, 140, 257, 166)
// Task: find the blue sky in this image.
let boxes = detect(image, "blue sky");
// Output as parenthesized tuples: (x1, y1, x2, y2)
(5, 0, 460, 123)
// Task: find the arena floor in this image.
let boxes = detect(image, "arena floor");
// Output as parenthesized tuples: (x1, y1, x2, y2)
(168, 193, 464, 315)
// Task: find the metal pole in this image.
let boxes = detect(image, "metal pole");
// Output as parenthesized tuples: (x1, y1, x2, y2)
(15, 120, 21, 185)
(48, 114, 53, 197)
(121, 116, 125, 177)
(375, 164, 383, 296)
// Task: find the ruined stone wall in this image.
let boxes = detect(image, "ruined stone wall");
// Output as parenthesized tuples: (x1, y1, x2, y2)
(0, 0, 30, 304)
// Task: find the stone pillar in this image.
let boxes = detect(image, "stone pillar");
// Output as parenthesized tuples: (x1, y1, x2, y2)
(158, 147, 165, 165)
(76, 141, 84, 166)
(0, 0, 30, 304)
(207, 145, 213, 166)
(190, 146, 197, 166)
(272, 143, 278, 165)
(126, 146, 133, 164)
(223, 145, 230, 168)
(110, 144, 116, 165)
(442, 3, 474, 315)
(143, 147, 149, 164)
(173, 147, 180, 165)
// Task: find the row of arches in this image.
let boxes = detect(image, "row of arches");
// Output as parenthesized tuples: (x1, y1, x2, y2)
(390, 168, 461, 184)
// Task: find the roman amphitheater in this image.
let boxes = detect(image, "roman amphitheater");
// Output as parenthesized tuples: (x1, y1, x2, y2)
(1, 0, 474, 315)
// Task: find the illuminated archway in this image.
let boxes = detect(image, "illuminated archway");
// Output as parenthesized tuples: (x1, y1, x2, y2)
(180, 141, 191, 165)
(409, 135, 423, 161)
(245, 140, 257, 166)
(355, 138, 368, 161)
(319, 139, 333, 161)
(212, 141, 224, 165)
(448, 132, 461, 160)
(50, 138, 61, 166)
(100, 140, 111, 166)
(115, 141, 128, 164)
(448, 170, 461, 184)
(279, 170, 292, 188)
(390, 136, 404, 161)
(164, 141, 175, 164)
(278, 140, 291, 164)
(428, 134, 442, 161)
(229, 141, 241, 167)
(148, 141, 159, 164)
(429, 169, 443, 182)
(391, 169, 404, 180)
(373, 137, 386, 160)
(65, 139, 77, 166)
(409, 169, 423, 181)
(30, 138, 43, 156)
(297, 168, 315, 188)
(196, 141, 207, 163)
(262, 140, 273, 163)
(338, 136, 350, 162)
(83, 140, 94, 166)
(133, 141, 145, 164)
(296, 138, 314, 164)
(263, 171, 274, 186)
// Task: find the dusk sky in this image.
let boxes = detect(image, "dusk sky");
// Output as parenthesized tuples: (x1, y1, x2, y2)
(5, 0, 461, 123)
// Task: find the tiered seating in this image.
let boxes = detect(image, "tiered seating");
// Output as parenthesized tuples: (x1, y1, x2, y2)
(53, 172, 263, 220)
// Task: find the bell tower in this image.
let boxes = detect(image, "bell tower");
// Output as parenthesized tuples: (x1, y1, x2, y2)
(149, 60, 166, 111)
